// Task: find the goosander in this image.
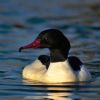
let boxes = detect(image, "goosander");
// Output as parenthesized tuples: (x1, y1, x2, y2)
(19, 29, 92, 83)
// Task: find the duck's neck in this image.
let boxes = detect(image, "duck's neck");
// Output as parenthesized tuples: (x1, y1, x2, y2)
(50, 48, 69, 62)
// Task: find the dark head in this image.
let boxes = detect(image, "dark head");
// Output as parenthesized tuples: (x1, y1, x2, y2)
(19, 29, 71, 62)
(19, 29, 70, 52)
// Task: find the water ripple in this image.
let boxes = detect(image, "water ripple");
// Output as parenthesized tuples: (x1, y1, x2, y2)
(0, 0, 100, 100)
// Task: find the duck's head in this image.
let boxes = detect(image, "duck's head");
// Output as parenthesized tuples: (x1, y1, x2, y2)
(19, 29, 70, 52)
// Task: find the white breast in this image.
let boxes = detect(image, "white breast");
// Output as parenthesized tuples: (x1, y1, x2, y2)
(43, 60, 77, 83)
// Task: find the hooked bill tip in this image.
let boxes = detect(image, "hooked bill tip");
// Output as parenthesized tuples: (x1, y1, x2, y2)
(19, 47, 23, 52)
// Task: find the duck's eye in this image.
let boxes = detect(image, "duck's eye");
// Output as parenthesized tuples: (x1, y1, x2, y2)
(45, 37, 48, 41)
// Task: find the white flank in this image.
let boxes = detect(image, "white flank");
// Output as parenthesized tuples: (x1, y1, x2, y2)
(22, 59, 47, 81)
(77, 65, 92, 81)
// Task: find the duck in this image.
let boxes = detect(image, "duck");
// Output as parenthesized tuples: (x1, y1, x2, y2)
(19, 29, 92, 83)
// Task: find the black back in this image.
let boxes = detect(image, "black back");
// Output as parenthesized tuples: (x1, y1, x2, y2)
(68, 56, 83, 71)
(38, 55, 50, 69)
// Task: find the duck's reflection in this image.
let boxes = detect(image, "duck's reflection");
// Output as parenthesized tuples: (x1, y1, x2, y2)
(46, 86, 80, 100)
(23, 80, 80, 100)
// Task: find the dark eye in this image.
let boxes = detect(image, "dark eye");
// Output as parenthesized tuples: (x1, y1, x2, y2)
(41, 36, 48, 43)
(45, 37, 48, 41)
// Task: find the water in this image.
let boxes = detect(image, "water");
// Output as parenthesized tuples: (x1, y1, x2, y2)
(0, 0, 100, 100)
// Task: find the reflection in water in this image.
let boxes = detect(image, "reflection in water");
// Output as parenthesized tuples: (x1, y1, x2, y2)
(23, 80, 80, 100)
(23, 79, 100, 100)
(47, 87, 79, 100)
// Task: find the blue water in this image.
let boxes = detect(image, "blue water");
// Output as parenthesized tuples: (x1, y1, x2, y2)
(0, 0, 100, 100)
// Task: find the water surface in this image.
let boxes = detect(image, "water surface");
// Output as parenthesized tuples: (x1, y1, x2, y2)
(0, 0, 100, 100)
